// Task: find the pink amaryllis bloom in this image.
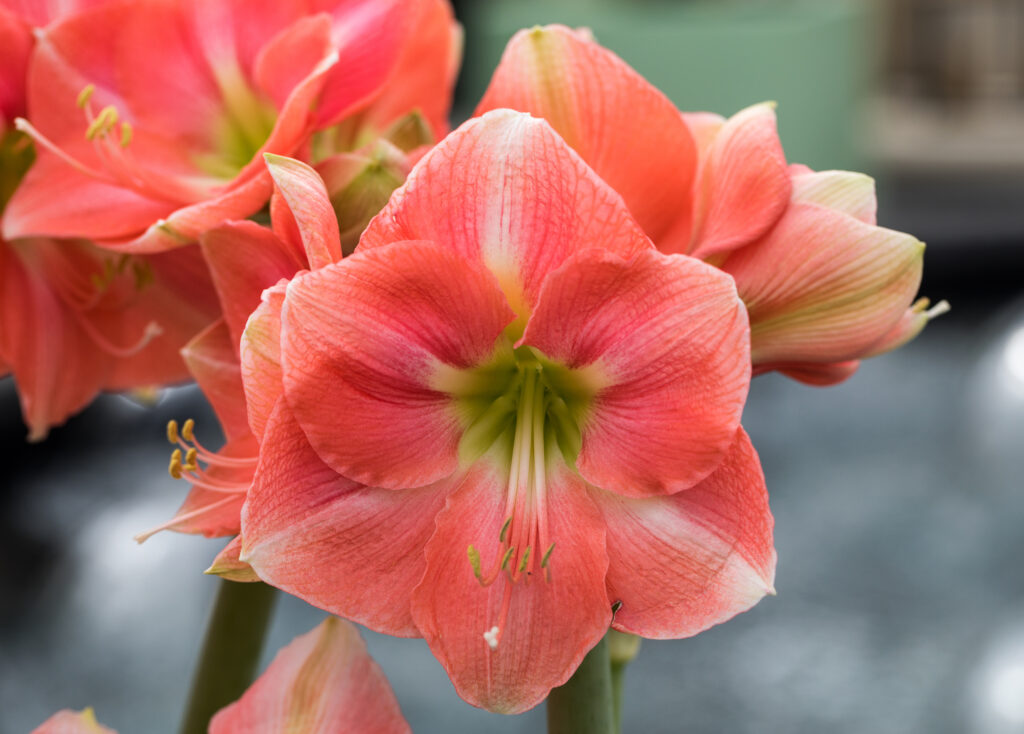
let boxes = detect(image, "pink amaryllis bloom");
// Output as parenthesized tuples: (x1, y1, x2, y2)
(3, 0, 457, 253)
(476, 25, 944, 385)
(238, 110, 775, 712)
(0, 234, 219, 439)
(31, 708, 115, 734)
(210, 617, 410, 734)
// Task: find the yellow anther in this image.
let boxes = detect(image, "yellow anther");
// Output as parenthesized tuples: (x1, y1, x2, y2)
(76, 84, 95, 109)
(541, 542, 555, 568)
(166, 420, 179, 444)
(85, 106, 118, 140)
(168, 449, 183, 479)
(498, 517, 512, 543)
(517, 546, 532, 574)
(499, 546, 515, 571)
(119, 121, 133, 148)
(184, 447, 198, 469)
(182, 418, 195, 443)
(467, 545, 482, 580)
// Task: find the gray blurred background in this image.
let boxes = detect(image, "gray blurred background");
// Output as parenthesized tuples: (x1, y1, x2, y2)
(4, 0, 1024, 732)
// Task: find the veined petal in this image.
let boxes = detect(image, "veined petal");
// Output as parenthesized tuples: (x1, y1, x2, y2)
(181, 320, 250, 441)
(241, 398, 447, 636)
(475, 25, 698, 254)
(200, 219, 304, 352)
(239, 279, 288, 442)
(523, 248, 750, 496)
(31, 708, 116, 734)
(726, 201, 925, 365)
(864, 297, 949, 358)
(210, 617, 410, 734)
(791, 168, 877, 225)
(411, 463, 610, 714)
(685, 103, 790, 260)
(264, 154, 341, 269)
(597, 429, 776, 638)
(206, 536, 259, 582)
(280, 240, 514, 489)
(359, 110, 652, 320)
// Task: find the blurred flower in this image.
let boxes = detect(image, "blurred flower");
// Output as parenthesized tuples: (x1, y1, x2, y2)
(210, 617, 410, 734)
(31, 708, 115, 734)
(239, 110, 775, 713)
(476, 25, 943, 385)
(3, 0, 457, 252)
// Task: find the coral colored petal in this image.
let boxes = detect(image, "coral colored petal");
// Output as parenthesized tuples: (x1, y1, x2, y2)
(181, 320, 250, 441)
(209, 617, 410, 734)
(239, 279, 288, 442)
(253, 13, 334, 111)
(360, 110, 652, 317)
(0, 7, 32, 124)
(412, 463, 610, 713)
(32, 708, 116, 734)
(791, 169, 877, 225)
(598, 429, 776, 639)
(201, 219, 303, 350)
(264, 154, 341, 269)
(241, 398, 447, 636)
(686, 103, 791, 260)
(476, 25, 697, 254)
(725, 201, 925, 366)
(864, 298, 949, 358)
(281, 241, 514, 489)
(755, 359, 861, 387)
(523, 248, 750, 496)
(206, 536, 259, 582)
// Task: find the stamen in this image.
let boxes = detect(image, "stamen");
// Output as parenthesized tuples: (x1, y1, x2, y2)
(119, 121, 133, 148)
(77, 84, 95, 109)
(168, 449, 183, 479)
(498, 516, 512, 543)
(73, 314, 162, 358)
(85, 105, 119, 140)
(181, 418, 195, 442)
(166, 420, 179, 444)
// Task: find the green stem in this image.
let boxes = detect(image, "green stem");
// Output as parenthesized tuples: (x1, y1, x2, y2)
(547, 637, 614, 734)
(178, 580, 278, 734)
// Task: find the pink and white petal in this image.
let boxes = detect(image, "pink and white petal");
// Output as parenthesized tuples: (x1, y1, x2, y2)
(360, 110, 652, 317)
(725, 201, 925, 366)
(475, 25, 697, 253)
(523, 248, 750, 496)
(209, 617, 410, 734)
(205, 536, 260, 582)
(791, 168, 877, 225)
(863, 297, 949, 358)
(31, 708, 116, 734)
(411, 463, 611, 714)
(264, 154, 341, 269)
(687, 103, 791, 260)
(181, 320, 250, 442)
(755, 359, 861, 387)
(281, 241, 514, 489)
(201, 219, 303, 350)
(239, 279, 288, 442)
(241, 398, 447, 637)
(597, 428, 776, 639)
(681, 111, 724, 158)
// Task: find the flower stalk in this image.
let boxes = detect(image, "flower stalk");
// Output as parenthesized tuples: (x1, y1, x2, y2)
(546, 636, 614, 734)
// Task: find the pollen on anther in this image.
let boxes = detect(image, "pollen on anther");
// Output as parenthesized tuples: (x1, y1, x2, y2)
(168, 449, 183, 479)
(483, 626, 500, 650)
(76, 84, 95, 109)
(166, 419, 179, 444)
(182, 418, 195, 442)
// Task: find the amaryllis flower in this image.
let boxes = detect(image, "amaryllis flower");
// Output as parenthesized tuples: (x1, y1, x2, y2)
(0, 235, 219, 439)
(238, 110, 775, 712)
(476, 25, 943, 385)
(3, 0, 457, 252)
(31, 708, 115, 734)
(210, 617, 410, 734)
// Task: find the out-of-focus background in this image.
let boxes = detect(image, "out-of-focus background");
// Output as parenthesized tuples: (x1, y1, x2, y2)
(3, 1, 1024, 732)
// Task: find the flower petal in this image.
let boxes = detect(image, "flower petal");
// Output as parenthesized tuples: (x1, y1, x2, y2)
(597, 428, 776, 638)
(359, 109, 652, 318)
(32, 708, 116, 734)
(280, 240, 514, 489)
(241, 397, 447, 636)
(181, 320, 250, 441)
(264, 153, 341, 269)
(684, 103, 791, 260)
(411, 463, 610, 713)
(523, 248, 750, 496)
(725, 201, 926, 366)
(475, 25, 697, 254)
(205, 536, 259, 583)
(755, 359, 861, 387)
(239, 279, 288, 442)
(790, 168, 877, 225)
(210, 617, 410, 734)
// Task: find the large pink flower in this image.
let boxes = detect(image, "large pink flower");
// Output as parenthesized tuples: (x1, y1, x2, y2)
(476, 25, 943, 385)
(239, 110, 775, 712)
(3, 0, 458, 252)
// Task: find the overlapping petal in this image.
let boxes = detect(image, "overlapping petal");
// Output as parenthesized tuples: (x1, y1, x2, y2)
(240, 279, 288, 442)
(31, 708, 115, 734)
(181, 320, 249, 441)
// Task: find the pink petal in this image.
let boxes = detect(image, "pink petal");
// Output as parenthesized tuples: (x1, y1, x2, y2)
(210, 617, 410, 734)
(755, 359, 861, 387)
(523, 248, 750, 496)
(359, 109, 652, 318)
(181, 320, 250, 441)
(264, 153, 341, 269)
(475, 25, 698, 255)
(241, 398, 447, 637)
(205, 536, 260, 582)
(684, 103, 791, 260)
(411, 463, 611, 714)
(864, 298, 949, 358)
(598, 428, 776, 638)
(252, 13, 335, 112)
(239, 279, 288, 442)
(280, 241, 514, 489)
(0, 7, 32, 124)
(201, 219, 303, 351)
(790, 168, 877, 225)
(725, 201, 925, 366)
(32, 708, 116, 734)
